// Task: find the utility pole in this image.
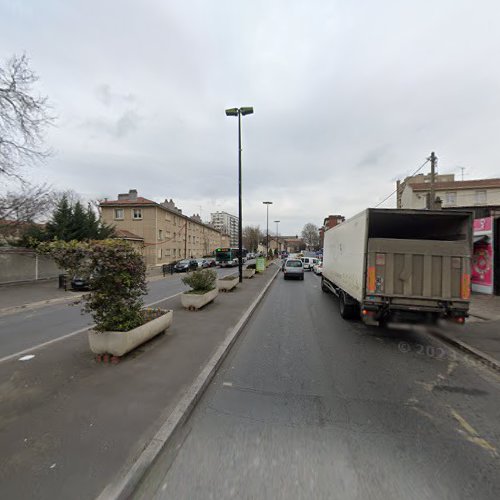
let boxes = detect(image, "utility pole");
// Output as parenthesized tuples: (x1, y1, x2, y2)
(274, 220, 280, 253)
(429, 151, 437, 209)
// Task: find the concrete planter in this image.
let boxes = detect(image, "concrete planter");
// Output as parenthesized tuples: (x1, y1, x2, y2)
(243, 268, 255, 279)
(88, 310, 173, 357)
(181, 288, 218, 310)
(217, 275, 239, 292)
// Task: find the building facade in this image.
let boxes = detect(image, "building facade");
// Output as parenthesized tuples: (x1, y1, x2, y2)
(210, 211, 239, 247)
(397, 174, 500, 218)
(319, 215, 345, 249)
(100, 190, 224, 267)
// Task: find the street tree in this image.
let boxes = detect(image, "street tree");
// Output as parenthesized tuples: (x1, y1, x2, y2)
(243, 225, 263, 252)
(301, 223, 320, 250)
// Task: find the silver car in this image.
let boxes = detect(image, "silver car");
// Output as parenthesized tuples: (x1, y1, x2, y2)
(283, 259, 304, 280)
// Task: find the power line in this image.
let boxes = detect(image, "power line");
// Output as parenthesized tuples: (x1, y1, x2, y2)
(374, 158, 430, 208)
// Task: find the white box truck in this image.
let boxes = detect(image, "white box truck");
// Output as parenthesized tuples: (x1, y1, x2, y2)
(321, 209, 472, 325)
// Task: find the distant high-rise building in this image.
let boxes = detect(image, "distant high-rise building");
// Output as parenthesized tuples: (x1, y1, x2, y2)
(210, 211, 239, 247)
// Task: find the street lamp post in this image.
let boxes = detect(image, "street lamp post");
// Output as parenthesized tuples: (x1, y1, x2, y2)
(274, 220, 280, 254)
(225, 106, 254, 283)
(263, 201, 273, 258)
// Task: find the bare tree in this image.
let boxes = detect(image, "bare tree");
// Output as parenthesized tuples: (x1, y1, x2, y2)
(243, 225, 263, 252)
(0, 54, 54, 180)
(301, 223, 320, 250)
(0, 183, 54, 222)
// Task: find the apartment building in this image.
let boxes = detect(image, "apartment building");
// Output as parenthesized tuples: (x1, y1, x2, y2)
(210, 211, 239, 247)
(100, 190, 224, 267)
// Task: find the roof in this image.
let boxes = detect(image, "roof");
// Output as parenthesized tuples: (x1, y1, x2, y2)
(100, 197, 156, 206)
(100, 197, 221, 233)
(114, 229, 144, 241)
(409, 178, 500, 191)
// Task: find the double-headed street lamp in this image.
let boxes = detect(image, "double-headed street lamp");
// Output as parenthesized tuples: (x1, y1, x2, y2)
(274, 220, 280, 253)
(225, 106, 254, 283)
(263, 201, 273, 257)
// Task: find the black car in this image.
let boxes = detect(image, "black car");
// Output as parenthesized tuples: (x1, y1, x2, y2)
(71, 276, 90, 291)
(174, 259, 198, 272)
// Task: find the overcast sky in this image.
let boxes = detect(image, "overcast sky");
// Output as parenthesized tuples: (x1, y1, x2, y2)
(1, 0, 499, 235)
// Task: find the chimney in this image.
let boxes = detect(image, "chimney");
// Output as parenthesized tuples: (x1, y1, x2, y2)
(118, 189, 138, 201)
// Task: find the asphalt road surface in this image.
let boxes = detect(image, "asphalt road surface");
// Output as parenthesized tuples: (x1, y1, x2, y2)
(0, 266, 238, 361)
(136, 269, 500, 500)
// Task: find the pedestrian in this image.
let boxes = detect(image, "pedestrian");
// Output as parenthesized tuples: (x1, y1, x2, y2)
(162, 264, 168, 277)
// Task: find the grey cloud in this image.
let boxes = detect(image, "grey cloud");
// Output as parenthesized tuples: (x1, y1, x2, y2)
(95, 84, 136, 107)
(80, 109, 141, 139)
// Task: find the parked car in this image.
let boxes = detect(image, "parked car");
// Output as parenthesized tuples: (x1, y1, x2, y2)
(204, 257, 217, 267)
(283, 259, 304, 280)
(196, 259, 209, 269)
(247, 252, 255, 260)
(313, 262, 323, 275)
(71, 276, 90, 291)
(174, 259, 198, 272)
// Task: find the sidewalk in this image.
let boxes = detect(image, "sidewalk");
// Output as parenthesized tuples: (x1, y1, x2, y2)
(0, 264, 279, 500)
(432, 293, 500, 373)
(468, 292, 500, 321)
(0, 268, 179, 315)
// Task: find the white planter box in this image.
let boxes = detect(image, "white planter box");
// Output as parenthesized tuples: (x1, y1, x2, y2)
(217, 276, 239, 292)
(88, 310, 173, 357)
(243, 268, 255, 279)
(181, 288, 218, 310)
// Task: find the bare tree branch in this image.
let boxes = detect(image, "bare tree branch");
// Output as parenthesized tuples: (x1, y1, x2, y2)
(0, 53, 55, 180)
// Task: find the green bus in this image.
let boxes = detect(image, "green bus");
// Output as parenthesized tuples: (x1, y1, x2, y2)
(215, 247, 248, 267)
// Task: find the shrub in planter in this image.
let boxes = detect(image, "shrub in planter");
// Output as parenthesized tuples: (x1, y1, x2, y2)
(40, 239, 151, 332)
(246, 263, 256, 270)
(182, 269, 217, 294)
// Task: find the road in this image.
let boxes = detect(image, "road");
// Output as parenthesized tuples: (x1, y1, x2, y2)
(136, 269, 500, 499)
(0, 266, 238, 361)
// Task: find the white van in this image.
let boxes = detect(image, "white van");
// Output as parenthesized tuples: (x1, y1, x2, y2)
(300, 257, 320, 271)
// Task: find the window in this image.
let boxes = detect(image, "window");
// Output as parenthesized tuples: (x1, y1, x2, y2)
(132, 208, 142, 220)
(173, 232, 176, 241)
(445, 192, 457, 205)
(158, 229, 163, 240)
(475, 190, 487, 205)
(114, 208, 124, 220)
(173, 248, 176, 257)
(158, 248, 162, 259)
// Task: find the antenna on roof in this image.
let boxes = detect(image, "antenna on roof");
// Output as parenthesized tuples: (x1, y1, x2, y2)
(460, 166, 465, 181)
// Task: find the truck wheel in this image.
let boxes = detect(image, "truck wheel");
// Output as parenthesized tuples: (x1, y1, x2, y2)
(321, 278, 329, 293)
(339, 293, 358, 320)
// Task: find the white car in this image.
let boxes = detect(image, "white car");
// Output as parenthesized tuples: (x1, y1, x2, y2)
(313, 262, 323, 275)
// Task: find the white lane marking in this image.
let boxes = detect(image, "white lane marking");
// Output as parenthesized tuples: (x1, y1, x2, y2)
(223, 381, 233, 387)
(19, 355, 35, 361)
(0, 292, 183, 365)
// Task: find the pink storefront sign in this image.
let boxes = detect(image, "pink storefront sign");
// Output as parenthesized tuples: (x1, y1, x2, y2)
(473, 217, 493, 233)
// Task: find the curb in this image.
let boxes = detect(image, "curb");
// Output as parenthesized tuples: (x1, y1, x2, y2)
(96, 264, 280, 500)
(431, 328, 500, 373)
(0, 293, 85, 317)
